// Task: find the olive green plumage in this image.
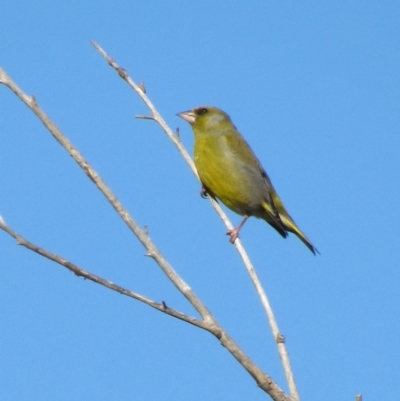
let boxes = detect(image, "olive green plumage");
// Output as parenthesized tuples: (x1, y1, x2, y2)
(177, 106, 317, 254)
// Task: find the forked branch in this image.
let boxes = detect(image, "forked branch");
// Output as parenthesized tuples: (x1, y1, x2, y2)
(0, 67, 290, 401)
(91, 41, 299, 400)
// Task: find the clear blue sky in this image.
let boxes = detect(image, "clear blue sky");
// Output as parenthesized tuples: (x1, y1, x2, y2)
(1, 2, 399, 400)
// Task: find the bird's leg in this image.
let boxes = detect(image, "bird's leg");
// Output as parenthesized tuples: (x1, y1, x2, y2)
(200, 185, 209, 199)
(227, 215, 249, 243)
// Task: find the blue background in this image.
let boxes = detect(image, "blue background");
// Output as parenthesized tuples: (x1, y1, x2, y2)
(1, 1, 399, 400)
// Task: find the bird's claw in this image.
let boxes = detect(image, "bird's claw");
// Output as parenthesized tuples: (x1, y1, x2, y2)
(200, 187, 209, 199)
(226, 228, 240, 244)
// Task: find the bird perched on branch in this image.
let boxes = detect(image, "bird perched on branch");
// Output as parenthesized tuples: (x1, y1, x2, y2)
(177, 106, 318, 255)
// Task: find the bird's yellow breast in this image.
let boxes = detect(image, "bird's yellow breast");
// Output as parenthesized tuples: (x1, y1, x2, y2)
(194, 133, 265, 216)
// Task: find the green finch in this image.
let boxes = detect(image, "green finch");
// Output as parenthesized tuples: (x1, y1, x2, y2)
(177, 106, 318, 254)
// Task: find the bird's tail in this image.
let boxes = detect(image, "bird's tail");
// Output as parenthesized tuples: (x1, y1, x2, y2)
(279, 213, 318, 255)
(263, 193, 318, 255)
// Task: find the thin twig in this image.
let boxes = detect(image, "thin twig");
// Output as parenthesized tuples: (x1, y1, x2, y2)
(0, 67, 210, 322)
(90, 41, 299, 400)
(135, 114, 154, 120)
(0, 220, 206, 329)
(0, 67, 290, 401)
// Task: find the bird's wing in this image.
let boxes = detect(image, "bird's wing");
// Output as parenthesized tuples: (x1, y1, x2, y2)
(259, 165, 288, 238)
(225, 130, 288, 236)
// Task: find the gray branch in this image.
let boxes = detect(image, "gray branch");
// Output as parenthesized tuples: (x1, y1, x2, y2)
(0, 66, 290, 401)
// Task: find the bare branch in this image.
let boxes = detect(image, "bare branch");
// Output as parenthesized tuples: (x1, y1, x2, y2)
(0, 219, 289, 401)
(0, 219, 206, 329)
(90, 42, 299, 400)
(0, 67, 212, 319)
(0, 66, 291, 400)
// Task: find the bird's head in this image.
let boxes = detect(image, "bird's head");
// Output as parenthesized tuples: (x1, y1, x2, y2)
(177, 106, 232, 133)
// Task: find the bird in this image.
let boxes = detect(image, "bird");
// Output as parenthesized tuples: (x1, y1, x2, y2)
(177, 106, 318, 254)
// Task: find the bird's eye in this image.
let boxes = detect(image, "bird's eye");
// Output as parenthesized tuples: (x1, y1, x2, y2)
(197, 108, 208, 115)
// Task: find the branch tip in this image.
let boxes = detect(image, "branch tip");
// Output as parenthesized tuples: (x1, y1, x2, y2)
(135, 114, 155, 121)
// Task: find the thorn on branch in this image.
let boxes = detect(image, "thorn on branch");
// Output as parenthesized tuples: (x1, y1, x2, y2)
(83, 163, 96, 183)
(162, 301, 167, 309)
(214, 328, 223, 340)
(138, 81, 146, 93)
(144, 250, 155, 258)
(175, 127, 180, 139)
(116, 66, 127, 79)
(143, 225, 149, 235)
(30, 95, 37, 106)
(276, 333, 285, 343)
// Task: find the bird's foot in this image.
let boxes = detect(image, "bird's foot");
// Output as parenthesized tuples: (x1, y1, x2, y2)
(200, 186, 209, 199)
(226, 228, 240, 244)
(226, 216, 249, 244)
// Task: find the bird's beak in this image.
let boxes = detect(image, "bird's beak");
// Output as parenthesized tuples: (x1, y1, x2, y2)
(177, 110, 196, 125)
